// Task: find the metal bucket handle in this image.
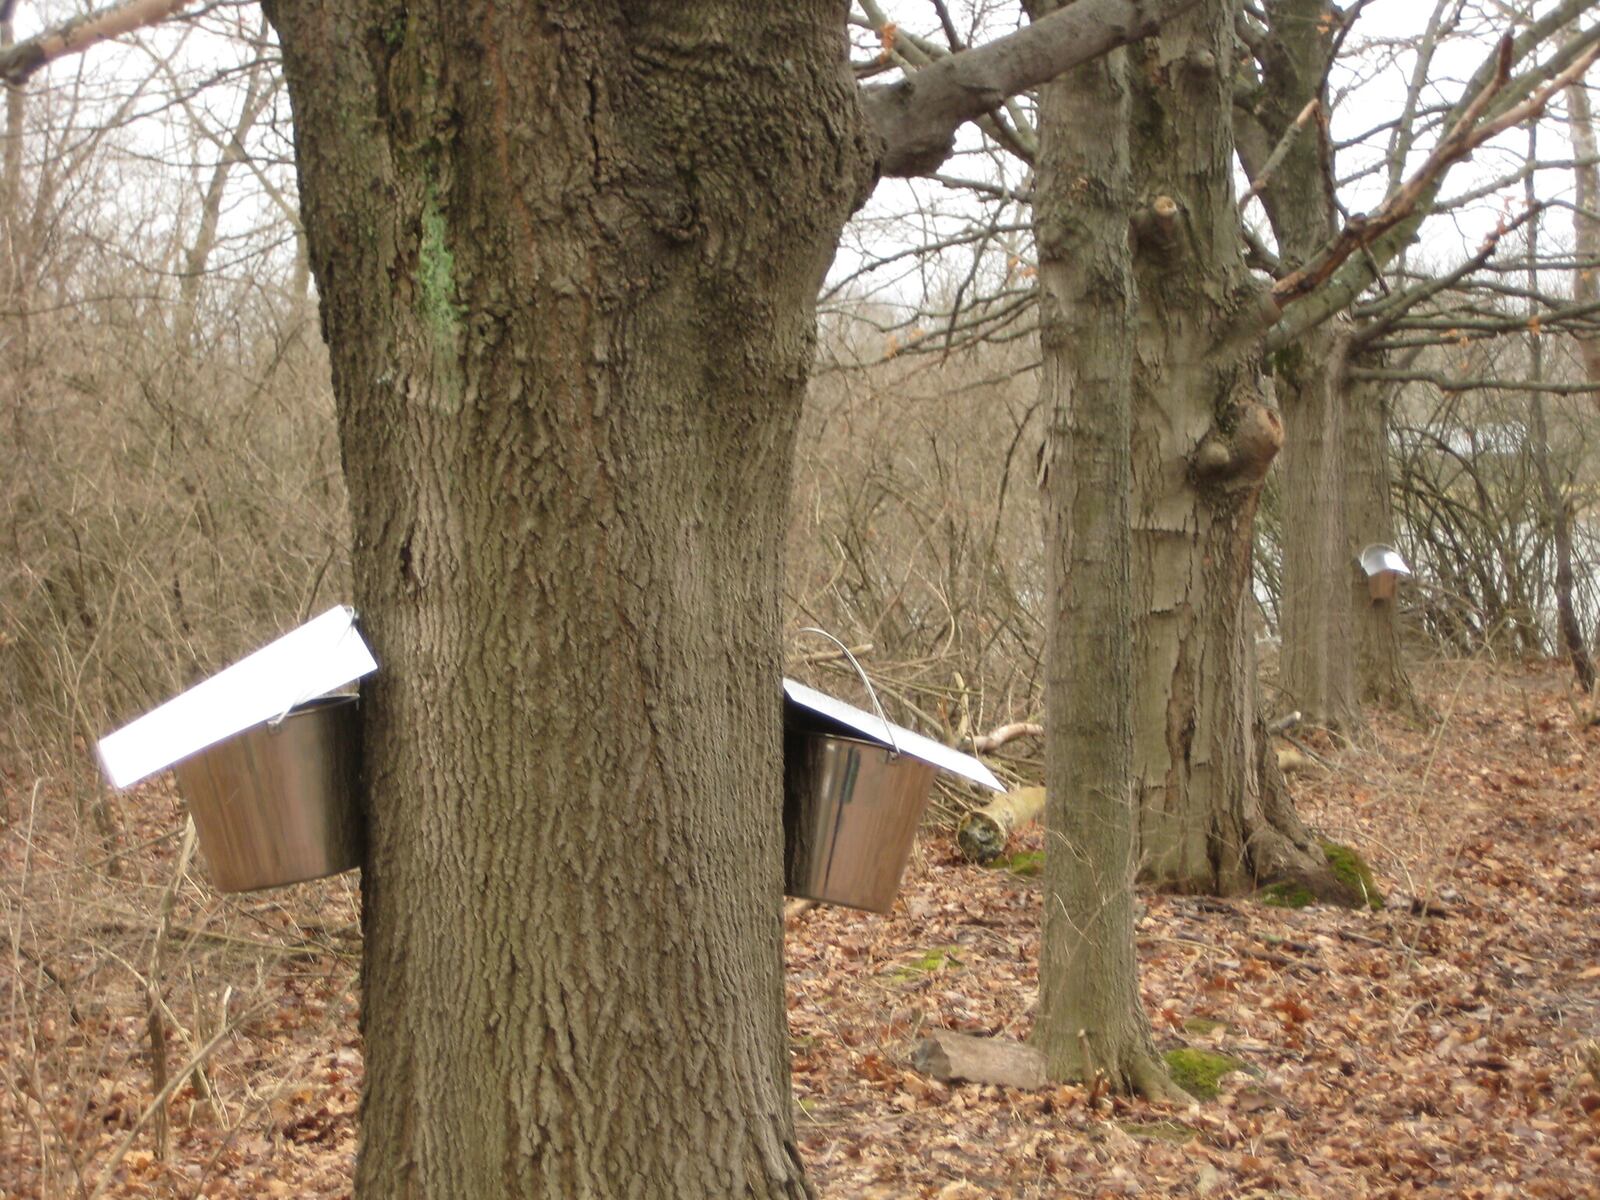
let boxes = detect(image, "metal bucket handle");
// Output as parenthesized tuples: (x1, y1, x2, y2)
(797, 627, 901, 759)
(265, 608, 365, 734)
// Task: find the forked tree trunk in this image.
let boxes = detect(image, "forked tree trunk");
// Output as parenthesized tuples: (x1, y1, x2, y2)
(1125, 0, 1353, 902)
(264, 4, 869, 1194)
(1029, 11, 1177, 1100)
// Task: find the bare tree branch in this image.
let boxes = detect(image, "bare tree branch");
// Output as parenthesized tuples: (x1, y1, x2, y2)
(972, 720, 1042, 752)
(1352, 205, 1539, 343)
(1349, 367, 1600, 396)
(0, 0, 194, 86)
(1265, 2, 1600, 350)
(862, 0, 1199, 178)
(1239, 98, 1319, 211)
(854, 1, 1040, 165)
(1270, 35, 1526, 307)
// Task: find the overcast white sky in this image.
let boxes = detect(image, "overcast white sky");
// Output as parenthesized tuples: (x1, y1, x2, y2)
(9, 0, 1593, 319)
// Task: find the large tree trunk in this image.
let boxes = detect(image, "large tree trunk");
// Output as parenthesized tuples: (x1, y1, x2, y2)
(1029, 13, 1177, 1101)
(264, 4, 869, 1194)
(1125, 0, 1349, 901)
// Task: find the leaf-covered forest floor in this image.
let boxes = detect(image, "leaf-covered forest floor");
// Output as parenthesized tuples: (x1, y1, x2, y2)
(3, 659, 1597, 1198)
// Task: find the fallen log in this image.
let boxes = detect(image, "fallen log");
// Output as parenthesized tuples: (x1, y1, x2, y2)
(911, 1030, 1046, 1089)
(956, 786, 1045, 864)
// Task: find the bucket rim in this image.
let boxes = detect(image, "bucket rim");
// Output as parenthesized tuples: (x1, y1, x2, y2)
(283, 693, 359, 712)
(787, 727, 935, 762)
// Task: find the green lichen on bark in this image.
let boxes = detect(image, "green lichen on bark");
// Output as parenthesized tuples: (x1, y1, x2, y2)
(418, 186, 462, 343)
(1162, 1047, 1251, 1100)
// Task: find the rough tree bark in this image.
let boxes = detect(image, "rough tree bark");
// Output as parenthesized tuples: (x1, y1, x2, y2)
(264, 4, 871, 1194)
(1274, 324, 1362, 731)
(1028, 8, 1179, 1099)
(257, 0, 1193, 1193)
(1125, 0, 1352, 900)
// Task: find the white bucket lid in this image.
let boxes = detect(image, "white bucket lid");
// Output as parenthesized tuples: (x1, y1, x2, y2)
(783, 678, 1004, 792)
(97, 605, 378, 789)
(1359, 543, 1411, 577)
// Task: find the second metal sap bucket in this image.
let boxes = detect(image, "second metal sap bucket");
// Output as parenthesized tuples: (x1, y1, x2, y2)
(172, 694, 363, 892)
(1359, 543, 1411, 602)
(783, 631, 937, 913)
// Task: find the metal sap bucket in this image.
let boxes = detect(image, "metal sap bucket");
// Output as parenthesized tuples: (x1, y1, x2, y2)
(783, 630, 937, 912)
(1359, 543, 1411, 602)
(172, 694, 363, 892)
(784, 728, 936, 913)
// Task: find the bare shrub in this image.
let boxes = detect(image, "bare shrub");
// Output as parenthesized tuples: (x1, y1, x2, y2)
(787, 314, 1046, 803)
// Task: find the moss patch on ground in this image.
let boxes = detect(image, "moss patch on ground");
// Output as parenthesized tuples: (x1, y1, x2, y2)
(1182, 1017, 1231, 1036)
(1260, 881, 1316, 908)
(886, 945, 963, 983)
(1162, 1047, 1252, 1100)
(1319, 839, 1385, 910)
(1257, 841, 1384, 909)
(987, 849, 1044, 877)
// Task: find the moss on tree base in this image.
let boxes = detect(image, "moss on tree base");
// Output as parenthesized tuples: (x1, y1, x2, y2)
(1318, 839, 1384, 910)
(1162, 1047, 1252, 1100)
(1256, 839, 1384, 910)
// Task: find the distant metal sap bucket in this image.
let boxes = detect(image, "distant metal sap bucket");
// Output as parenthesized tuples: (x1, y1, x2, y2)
(1358, 543, 1411, 601)
(173, 695, 363, 892)
(783, 728, 937, 913)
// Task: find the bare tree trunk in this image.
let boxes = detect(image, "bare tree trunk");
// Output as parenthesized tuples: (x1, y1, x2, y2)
(1344, 357, 1421, 712)
(1126, 0, 1354, 902)
(1275, 323, 1362, 731)
(170, 48, 274, 352)
(1566, 56, 1600, 391)
(2, 1, 28, 457)
(265, 3, 872, 1193)
(1237, 0, 1363, 732)
(1028, 10, 1177, 1100)
(1527, 121, 1595, 692)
